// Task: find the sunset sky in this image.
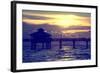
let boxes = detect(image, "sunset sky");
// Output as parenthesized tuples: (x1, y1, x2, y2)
(22, 10, 91, 38)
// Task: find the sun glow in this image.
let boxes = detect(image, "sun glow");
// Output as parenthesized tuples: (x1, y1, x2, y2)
(23, 14, 90, 28)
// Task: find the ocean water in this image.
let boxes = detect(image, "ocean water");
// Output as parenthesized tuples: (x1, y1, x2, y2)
(23, 41, 91, 63)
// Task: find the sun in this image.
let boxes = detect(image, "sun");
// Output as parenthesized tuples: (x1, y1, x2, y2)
(50, 15, 85, 28)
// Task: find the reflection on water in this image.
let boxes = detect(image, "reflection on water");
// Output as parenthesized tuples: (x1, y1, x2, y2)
(23, 42, 91, 63)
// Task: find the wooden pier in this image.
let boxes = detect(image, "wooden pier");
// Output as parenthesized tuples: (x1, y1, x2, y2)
(23, 38, 90, 49)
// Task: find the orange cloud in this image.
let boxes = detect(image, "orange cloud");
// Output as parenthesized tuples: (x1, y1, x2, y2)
(62, 29, 90, 34)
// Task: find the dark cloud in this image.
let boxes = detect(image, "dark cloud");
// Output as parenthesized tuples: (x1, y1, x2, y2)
(68, 12, 91, 17)
(22, 22, 62, 38)
(68, 31, 91, 38)
(23, 10, 91, 18)
(23, 22, 62, 32)
(22, 14, 52, 20)
(63, 26, 90, 30)
(23, 22, 90, 39)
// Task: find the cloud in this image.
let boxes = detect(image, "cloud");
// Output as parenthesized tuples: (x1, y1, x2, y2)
(69, 12, 91, 17)
(69, 31, 91, 38)
(23, 10, 91, 17)
(22, 22, 62, 38)
(22, 10, 91, 28)
(23, 22, 90, 38)
(23, 14, 52, 20)
(61, 26, 90, 34)
(63, 26, 90, 30)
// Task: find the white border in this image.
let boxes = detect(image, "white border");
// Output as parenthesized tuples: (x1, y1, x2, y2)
(16, 3, 96, 70)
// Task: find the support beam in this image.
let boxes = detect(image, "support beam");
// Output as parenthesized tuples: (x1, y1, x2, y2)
(86, 40, 89, 49)
(73, 40, 76, 49)
(59, 39, 62, 49)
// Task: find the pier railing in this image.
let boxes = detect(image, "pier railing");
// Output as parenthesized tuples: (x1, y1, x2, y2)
(23, 38, 90, 49)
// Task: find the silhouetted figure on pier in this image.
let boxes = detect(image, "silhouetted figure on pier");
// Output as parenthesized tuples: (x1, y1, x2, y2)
(30, 28, 52, 51)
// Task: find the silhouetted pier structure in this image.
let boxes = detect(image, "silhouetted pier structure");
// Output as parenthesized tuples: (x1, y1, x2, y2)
(30, 28, 52, 50)
(23, 38, 90, 50)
